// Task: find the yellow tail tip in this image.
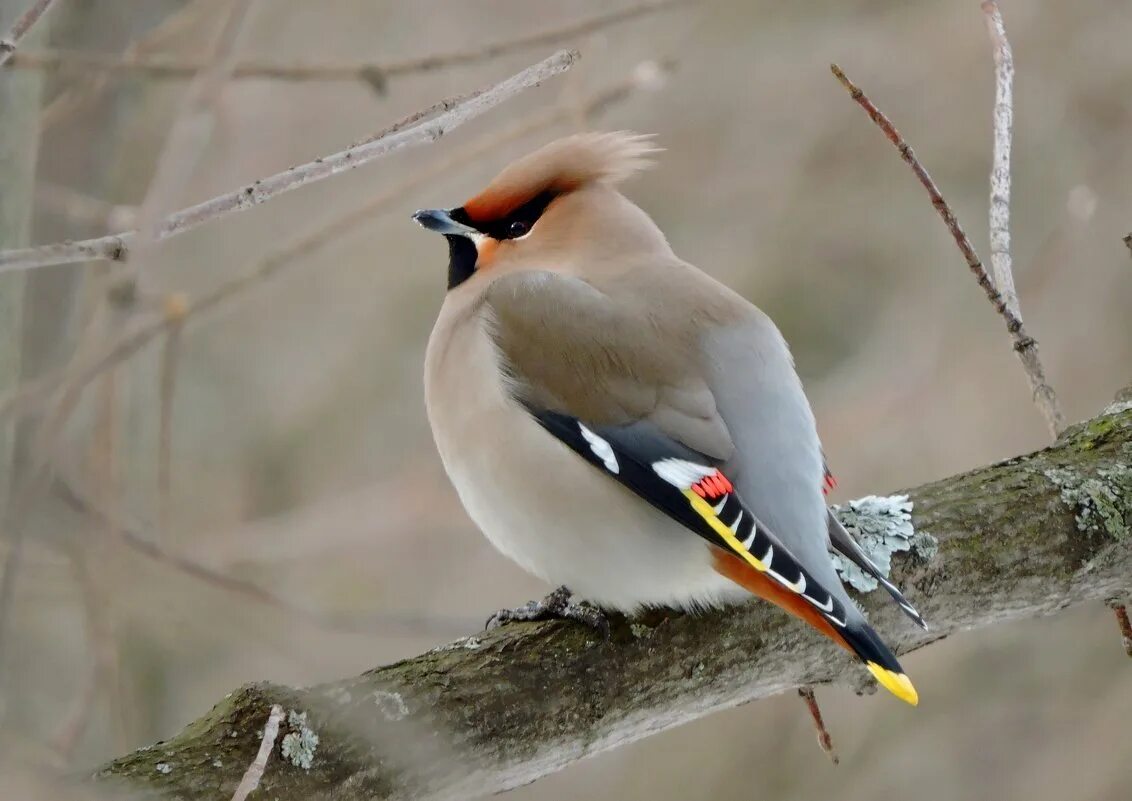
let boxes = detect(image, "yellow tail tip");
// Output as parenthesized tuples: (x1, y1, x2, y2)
(866, 662, 919, 706)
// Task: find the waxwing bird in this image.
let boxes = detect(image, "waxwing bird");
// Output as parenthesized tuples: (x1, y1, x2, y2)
(414, 132, 926, 705)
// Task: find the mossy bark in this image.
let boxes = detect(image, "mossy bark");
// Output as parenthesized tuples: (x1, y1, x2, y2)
(95, 405, 1132, 800)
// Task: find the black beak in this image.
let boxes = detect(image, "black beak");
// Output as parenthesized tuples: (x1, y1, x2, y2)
(412, 208, 478, 237)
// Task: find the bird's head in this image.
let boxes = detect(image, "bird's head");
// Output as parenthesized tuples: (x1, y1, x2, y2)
(413, 131, 666, 291)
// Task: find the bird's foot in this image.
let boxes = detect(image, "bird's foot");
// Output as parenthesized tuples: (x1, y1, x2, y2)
(485, 585, 610, 640)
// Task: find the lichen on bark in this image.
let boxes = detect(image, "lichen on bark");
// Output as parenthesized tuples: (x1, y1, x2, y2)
(831, 493, 939, 592)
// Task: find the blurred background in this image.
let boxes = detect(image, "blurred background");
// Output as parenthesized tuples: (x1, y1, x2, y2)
(1, 0, 1131, 798)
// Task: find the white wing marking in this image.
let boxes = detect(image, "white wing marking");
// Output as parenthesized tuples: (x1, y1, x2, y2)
(769, 569, 805, 594)
(578, 423, 619, 474)
(651, 458, 717, 489)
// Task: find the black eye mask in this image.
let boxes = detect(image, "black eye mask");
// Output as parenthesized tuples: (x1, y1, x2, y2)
(459, 190, 559, 241)
(443, 190, 559, 290)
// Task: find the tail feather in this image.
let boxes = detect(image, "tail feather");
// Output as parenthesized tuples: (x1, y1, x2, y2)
(827, 510, 928, 630)
(713, 550, 919, 706)
(840, 618, 919, 706)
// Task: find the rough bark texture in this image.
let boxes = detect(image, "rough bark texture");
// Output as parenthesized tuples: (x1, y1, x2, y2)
(94, 404, 1132, 800)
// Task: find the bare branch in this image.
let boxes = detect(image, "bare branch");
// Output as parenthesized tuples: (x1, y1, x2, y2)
(981, 0, 1020, 317)
(0, 60, 670, 428)
(93, 406, 1132, 800)
(0, 0, 57, 67)
(982, 0, 1120, 660)
(157, 299, 185, 539)
(34, 181, 137, 230)
(39, 0, 215, 131)
(1110, 601, 1132, 658)
(0, 49, 579, 273)
(52, 475, 478, 638)
(75, 542, 130, 750)
(797, 687, 838, 765)
(7, 0, 683, 85)
(49, 642, 98, 760)
(5, 62, 664, 650)
(123, 0, 257, 287)
(830, 63, 1065, 438)
(229, 705, 284, 801)
(0, 370, 87, 676)
(90, 350, 122, 542)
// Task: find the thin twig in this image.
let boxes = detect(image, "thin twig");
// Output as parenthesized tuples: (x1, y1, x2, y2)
(0, 0, 57, 67)
(123, 0, 257, 290)
(230, 704, 284, 801)
(157, 300, 185, 539)
(50, 640, 99, 760)
(91, 354, 122, 542)
(2, 78, 488, 450)
(34, 182, 137, 230)
(173, 60, 675, 322)
(1108, 601, 1132, 658)
(0, 49, 578, 273)
(797, 687, 838, 765)
(0, 369, 89, 674)
(981, 0, 1019, 318)
(53, 475, 479, 637)
(7, 0, 683, 85)
(52, 537, 135, 760)
(830, 63, 1065, 438)
(71, 541, 130, 751)
(0, 59, 667, 429)
(39, 0, 216, 131)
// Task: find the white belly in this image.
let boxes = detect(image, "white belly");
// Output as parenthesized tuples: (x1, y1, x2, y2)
(424, 310, 746, 612)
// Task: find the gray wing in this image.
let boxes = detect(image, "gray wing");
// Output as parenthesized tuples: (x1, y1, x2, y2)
(702, 308, 927, 629)
(485, 269, 734, 460)
(700, 315, 850, 602)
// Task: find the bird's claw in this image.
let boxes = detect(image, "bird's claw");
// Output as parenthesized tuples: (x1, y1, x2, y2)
(485, 585, 610, 640)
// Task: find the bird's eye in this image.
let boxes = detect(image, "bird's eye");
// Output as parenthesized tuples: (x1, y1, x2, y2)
(508, 220, 529, 238)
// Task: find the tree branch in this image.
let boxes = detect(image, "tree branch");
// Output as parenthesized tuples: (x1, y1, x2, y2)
(830, 63, 1065, 438)
(0, 0, 56, 66)
(4, 0, 684, 86)
(0, 59, 670, 429)
(38, 0, 214, 131)
(981, 0, 1019, 318)
(0, 49, 578, 274)
(122, 0, 256, 287)
(93, 403, 1132, 800)
(1109, 601, 1132, 658)
(51, 473, 478, 638)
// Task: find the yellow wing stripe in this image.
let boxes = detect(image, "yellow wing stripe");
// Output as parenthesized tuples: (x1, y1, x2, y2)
(684, 490, 768, 574)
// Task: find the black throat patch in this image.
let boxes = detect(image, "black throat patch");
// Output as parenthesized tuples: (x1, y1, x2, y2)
(446, 234, 477, 290)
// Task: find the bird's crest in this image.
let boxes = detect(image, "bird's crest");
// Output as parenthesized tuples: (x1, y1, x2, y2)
(463, 131, 659, 224)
